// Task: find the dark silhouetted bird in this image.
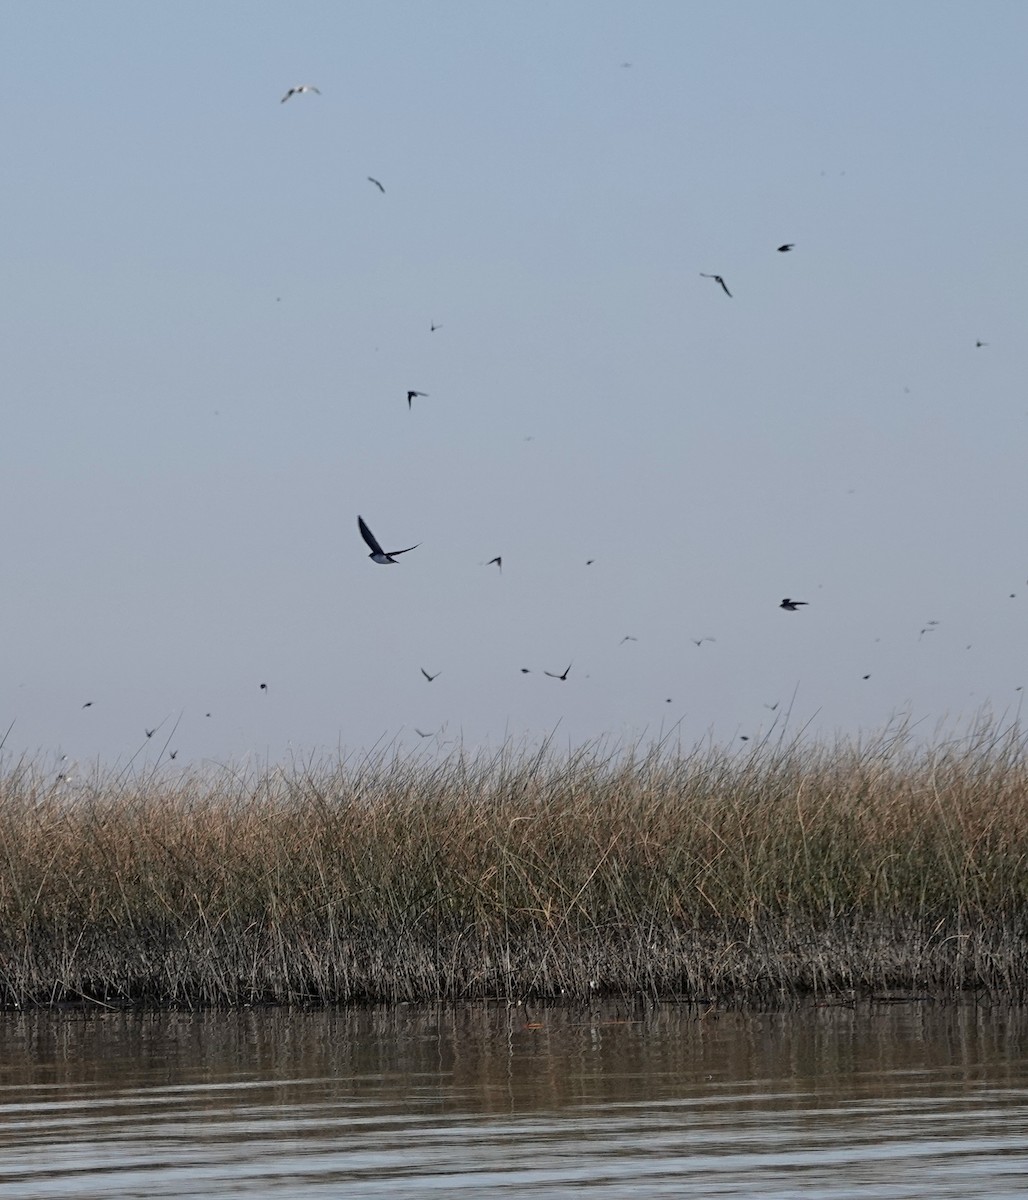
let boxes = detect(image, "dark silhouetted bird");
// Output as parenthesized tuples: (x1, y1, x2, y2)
(544, 664, 572, 680)
(520, 668, 531, 674)
(367, 176, 385, 193)
(430, 321, 442, 332)
(170, 750, 178, 760)
(620, 636, 638, 644)
(487, 556, 502, 572)
(414, 729, 434, 738)
(780, 598, 808, 611)
(976, 340, 988, 348)
(420, 668, 440, 682)
(281, 84, 320, 102)
(407, 390, 428, 409)
(358, 515, 419, 564)
(691, 637, 716, 646)
(82, 701, 93, 708)
(145, 728, 155, 738)
(700, 273, 732, 297)
(777, 244, 794, 252)
(260, 683, 268, 691)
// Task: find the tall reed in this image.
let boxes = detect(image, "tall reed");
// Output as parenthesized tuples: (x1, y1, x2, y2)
(1, 718, 1027, 1008)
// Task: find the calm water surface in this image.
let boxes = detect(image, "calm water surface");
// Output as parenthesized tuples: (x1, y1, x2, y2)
(0, 1001, 1026, 1198)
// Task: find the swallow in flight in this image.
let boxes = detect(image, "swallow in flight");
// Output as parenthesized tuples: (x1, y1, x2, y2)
(430, 322, 442, 332)
(487, 556, 502, 572)
(281, 84, 321, 102)
(777, 244, 794, 252)
(421, 668, 440, 682)
(407, 390, 428, 409)
(700, 273, 732, 297)
(544, 663, 572, 680)
(367, 176, 385, 193)
(780, 598, 808, 611)
(358, 515, 419, 564)
(414, 729, 434, 738)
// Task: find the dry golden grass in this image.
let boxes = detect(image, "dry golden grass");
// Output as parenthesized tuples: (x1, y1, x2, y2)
(2, 718, 1027, 1008)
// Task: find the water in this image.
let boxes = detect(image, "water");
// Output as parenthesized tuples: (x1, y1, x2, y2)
(1, 1001, 1026, 1198)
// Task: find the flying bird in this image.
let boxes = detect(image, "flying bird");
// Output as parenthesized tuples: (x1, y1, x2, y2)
(407, 390, 429, 409)
(259, 682, 268, 691)
(691, 637, 716, 646)
(414, 729, 434, 738)
(620, 636, 638, 644)
(976, 340, 988, 348)
(169, 750, 178, 760)
(281, 84, 321, 103)
(420, 668, 440, 682)
(544, 664, 572, 681)
(430, 321, 442, 332)
(777, 244, 794, 252)
(367, 176, 385, 193)
(358, 515, 420, 564)
(145, 728, 156, 738)
(780, 598, 808, 611)
(487, 556, 502, 572)
(700, 273, 732, 297)
(82, 701, 93, 708)
(520, 668, 531, 674)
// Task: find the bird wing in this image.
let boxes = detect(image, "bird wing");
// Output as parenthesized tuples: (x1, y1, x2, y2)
(387, 543, 420, 557)
(719, 279, 732, 296)
(358, 516, 385, 556)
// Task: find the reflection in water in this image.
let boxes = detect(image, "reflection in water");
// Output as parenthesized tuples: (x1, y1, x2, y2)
(0, 1002, 1026, 1198)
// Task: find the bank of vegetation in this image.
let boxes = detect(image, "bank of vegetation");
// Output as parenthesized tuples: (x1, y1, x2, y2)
(1, 720, 1026, 1009)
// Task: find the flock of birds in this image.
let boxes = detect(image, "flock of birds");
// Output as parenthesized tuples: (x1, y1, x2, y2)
(57, 78, 1013, 768)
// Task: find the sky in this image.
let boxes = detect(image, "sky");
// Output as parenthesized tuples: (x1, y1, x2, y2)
(2, 1, 1027, 772)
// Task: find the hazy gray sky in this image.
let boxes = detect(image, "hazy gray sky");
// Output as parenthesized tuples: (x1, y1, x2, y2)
(3, 1, 1026, 769)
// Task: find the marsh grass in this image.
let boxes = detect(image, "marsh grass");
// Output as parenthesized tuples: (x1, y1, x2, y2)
(2, 718, 1027, 1008)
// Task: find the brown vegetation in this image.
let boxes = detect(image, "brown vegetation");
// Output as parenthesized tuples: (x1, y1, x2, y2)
(1, 720, 1027, 1009)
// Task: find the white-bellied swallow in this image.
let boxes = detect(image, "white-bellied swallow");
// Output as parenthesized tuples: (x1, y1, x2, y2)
(780, 598, 808, 611)
(700, 273, 732, 297)
(420, 668, 440, 682)
(407, 390, 428, 409)
(367, 176, 385, 193)
(777, 244, 794, 252)
(281, 84, 321, 102)
(544, 663, 572, 680)
(359, 515, 420, 564)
